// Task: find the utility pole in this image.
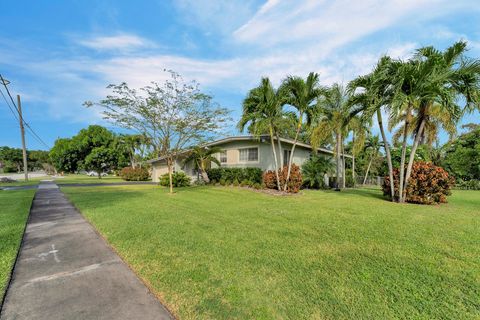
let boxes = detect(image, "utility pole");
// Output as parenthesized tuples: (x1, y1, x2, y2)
(17, 95, 28, 181)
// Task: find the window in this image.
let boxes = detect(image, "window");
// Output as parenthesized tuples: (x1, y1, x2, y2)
(284, 149, 291, 167)
(219, 150, 227, 163)
(239, 148, 258, 162)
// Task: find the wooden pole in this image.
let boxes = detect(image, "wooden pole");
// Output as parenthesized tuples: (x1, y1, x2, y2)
(17, 95, 28, 181)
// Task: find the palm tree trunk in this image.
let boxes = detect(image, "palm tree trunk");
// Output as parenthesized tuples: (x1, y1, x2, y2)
(200, 169, 210, 183)
(341, 140, 346, 189)
(398, 108, 411, 203)
(377, 109, 395, 201)
(403, 118, 426, 198)
(335, 132, 341, 191)
(363, 156, 373, 185)
(352, 134, 356, 188)
(275, 132, 283, 168)
(284, 112, 303, 191)
(269, 127, 281, 191)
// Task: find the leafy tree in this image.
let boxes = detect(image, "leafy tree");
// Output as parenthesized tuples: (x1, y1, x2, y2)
(182, 146, 221, 183)
(0, 146, 23, 173)
(84, 146, 118, 179)
(442, 124, 480, 180)
(86, 70, 230, 193)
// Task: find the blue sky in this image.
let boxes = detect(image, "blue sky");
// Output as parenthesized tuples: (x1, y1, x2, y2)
(0, 0, 479, 150)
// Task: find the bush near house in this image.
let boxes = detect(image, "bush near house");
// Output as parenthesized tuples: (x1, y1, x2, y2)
(263, 164, 303, 193)
(206, 167, 263, 185)
(119, 167, 150, 181)
(383, 161, 455, 204)
(159, 172, 191, 187)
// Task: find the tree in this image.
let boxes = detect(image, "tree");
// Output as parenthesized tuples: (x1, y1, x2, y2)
(86, 70, 230, 193)
(310, 83, 359, 190)
(0, 146, 24, 172)
(442, 124, 480, 180)
(280, 72, 323, 191)
(362, 135, 382, 185)
(238, 77, 289, 190)
(183, 146, 221, 183)
(348, 56, 396, 201)
(84, 146, 118, 179)
(301, 154, 335, 189)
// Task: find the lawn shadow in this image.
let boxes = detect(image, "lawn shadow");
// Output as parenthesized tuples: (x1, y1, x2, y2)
(340, 187, 389, 201)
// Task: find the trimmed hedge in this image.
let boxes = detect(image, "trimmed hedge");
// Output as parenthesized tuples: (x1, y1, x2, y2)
(159, 172, 191, 187)
(383, 161, 455, 204)
(119, 167, 150, 181)
(206, 167, 263, 185)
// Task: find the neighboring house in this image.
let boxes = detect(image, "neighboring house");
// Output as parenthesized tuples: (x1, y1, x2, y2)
(148, 135, 351, 182)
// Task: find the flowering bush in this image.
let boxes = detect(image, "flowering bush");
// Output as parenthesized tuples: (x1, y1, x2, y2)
(263, 164, 303, 193)
(383, 161, 454, 204)
(119, 167, 150, 181)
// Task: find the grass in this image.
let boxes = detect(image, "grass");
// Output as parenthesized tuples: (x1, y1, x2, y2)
(52, 174, 125, 184)
(0, 176, 45, 187)
(62, 185, 480, 319)
(0, 189, 35, 299)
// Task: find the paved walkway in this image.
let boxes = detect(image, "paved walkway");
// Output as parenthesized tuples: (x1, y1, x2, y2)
(0, 181, 173, 320)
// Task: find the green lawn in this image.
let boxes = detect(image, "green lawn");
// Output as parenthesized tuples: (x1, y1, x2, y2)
(0, 190, 35, 299)
(52, 174, 124, 184)
(62, 186, 480, 319)
(0, 176, 45, 187)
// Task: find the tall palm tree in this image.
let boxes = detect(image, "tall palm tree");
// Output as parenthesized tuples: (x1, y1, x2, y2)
(310, 83, 360, 190)
(348, 57, 396, 201)
(238, 78, 288, 190)
(183, 146, 221, 183)
(345, 115, 369, 187)
(280, 72, 323, 191)
(401, 41, 480, 198)
(362, 135, 382, 185)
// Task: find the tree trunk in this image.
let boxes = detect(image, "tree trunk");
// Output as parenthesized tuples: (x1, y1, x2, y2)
(403, 118, 426, 198)
(167, 157, 173, 194)
(363, 156, 373, 185)
(352, 134, 356, 188)
(269, 127, 281, 191)
(283, 112, 303, 191)
(335, 132, 341, 191)
(341, 140, 346, 189)
(97, 170, 102, 179)
(398, 108, 411, 203)
(275, 132, 283, 168)
(200, 168, 210, 183)
(377, 109, 395, 201)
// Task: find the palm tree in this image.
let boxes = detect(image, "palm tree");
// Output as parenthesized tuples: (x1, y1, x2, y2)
(345, 115, 369, 187)
(310, 83, 360, 190)
(401, 41, 480, 199)
(348, 57, 396, 201)
(302, 154, 335, 189)
(183, 146, 221, 183)
(238, 78, 288, 190)
(362, 135, 382, 185)
(280, 72, 323, 191)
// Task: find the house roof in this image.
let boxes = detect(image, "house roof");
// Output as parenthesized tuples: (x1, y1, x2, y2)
(147, 135, 351, 163)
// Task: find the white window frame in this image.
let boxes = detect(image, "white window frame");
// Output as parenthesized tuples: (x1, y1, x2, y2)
(238, 147, 259, 163)
(219, 150, 227, 163)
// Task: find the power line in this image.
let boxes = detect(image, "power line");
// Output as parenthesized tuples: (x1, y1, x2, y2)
(0, 74, 50, 149)
(0, 86, 20, 123)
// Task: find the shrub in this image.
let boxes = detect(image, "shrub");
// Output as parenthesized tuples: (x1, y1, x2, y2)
(240, 179, 249, 187)
(382, 161, 454, 204)
(233, 179, 239, 186)
(206, 167, 263, 185)
(159, 172, 191, 187)
(301, 155, 334, 189)
(456, 179, 480, 190)
(119, 167, 150, 181)
(263, 164, 303, 193)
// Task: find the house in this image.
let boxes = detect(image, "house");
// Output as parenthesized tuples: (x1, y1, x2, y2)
(148, 135, 350, 182)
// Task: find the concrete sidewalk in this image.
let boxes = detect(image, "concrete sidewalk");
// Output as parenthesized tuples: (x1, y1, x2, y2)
(0, 181, 173, 320)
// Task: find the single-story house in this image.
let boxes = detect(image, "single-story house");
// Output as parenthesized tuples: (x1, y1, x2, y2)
(148, 135, 351, 182)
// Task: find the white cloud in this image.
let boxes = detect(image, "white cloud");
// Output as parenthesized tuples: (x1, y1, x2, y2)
(78, 34, 155, 51)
